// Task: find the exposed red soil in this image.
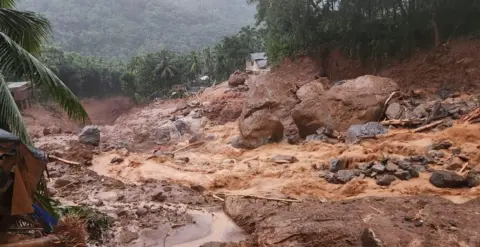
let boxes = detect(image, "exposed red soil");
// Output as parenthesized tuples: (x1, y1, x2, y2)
(23, 96, 135, 135)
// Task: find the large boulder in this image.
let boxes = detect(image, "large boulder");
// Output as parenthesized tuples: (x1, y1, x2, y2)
(237, 74, 300, 147)
(237, 109, 284, 149)
(292, 75, 399, 137)
(78, 126, 100, 146)
(228, 70, 247, 87)
(296, 78, 327, 102)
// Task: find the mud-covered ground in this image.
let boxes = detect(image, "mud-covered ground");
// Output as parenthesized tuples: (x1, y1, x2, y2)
(24, 40, 480, 246)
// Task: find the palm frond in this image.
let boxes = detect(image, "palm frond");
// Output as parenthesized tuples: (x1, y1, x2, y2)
(0, 76, 31, 145)
(0, 32, 90, 124)
(0, 0, 16, 9)
(0, 8, 52, 53)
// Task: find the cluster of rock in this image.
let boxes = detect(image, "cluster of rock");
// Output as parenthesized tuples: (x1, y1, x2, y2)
(385, 93, 479, 122)
(322, 156, 429, 186)
(234, 75, 399, 149)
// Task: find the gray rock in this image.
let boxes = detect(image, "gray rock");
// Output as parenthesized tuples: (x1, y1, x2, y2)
(394, 169, 412, 180)
(330, 158, 346, 172)
(357, 162, 373, 171)
(306, 134, 325, 141)
(154, 126, 172, 144)
(429, 170, 468, 188)
(376, 175, 396, 186)
(152, 191, 167, 202)
(427, 150, 445, 162)
(78, 126, 100, 146)
(386, 102, 403, 120)
(371, 163, 386, 173)
(412, 165, 426, 173)
(324, 172, 338, 184)
(136, 207, 148, 216)
(119, 230, 139, 244)
(345, 122, 387, 144)
(272, 155, 298, 164)
(110, 157, 124, 164)
(336, 170, 361, 184)
(174, 120, 190, 135)
(385, 162, 399, 173)
(467, 172, 480, 188)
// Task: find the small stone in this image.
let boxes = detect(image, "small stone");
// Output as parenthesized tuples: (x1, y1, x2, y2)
(427, 150, 445, 161)
(385, 162, 399, 173)
(371, 163, 385, 173)
(429, 170, 468, 188)
(152, 191, 167, 202)
(394, 169, 412, 181)
(54, 179, 72, 188)
(429, 141, 453, 150)
(324, 172, 337, 184)
(119, 230, 139, 244)
(376, 175, 396, 186)
(272, 155, 298, 164)
(404, 216, 414, 222)
(336, 170, 361, 184)
(191, 185, 205, 193)
(444, 156, 463, 170)
(357, 162, 373, 171)
(136, 207, 148, 216)
(176, 157, 190, 163)
(330, 158, 346, 172)
(449, 147, 462, 155)
(110, 157, 124, 164)
(414, 220, 424, 227)
(92, 199, 104, 207)
(117, 148, 129, 157)
(412, 165, 426, 173)
(116, 195, 125, 201)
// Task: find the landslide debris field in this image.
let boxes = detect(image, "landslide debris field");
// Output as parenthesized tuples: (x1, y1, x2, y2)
(33, 43, 480, 247)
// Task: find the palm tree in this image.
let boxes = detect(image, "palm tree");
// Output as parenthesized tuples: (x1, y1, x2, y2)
(187, 51, 200, 79)
(0, 0, 89, 145)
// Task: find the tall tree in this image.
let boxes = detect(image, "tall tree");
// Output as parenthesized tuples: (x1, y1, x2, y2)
(0, 0, 89, 144)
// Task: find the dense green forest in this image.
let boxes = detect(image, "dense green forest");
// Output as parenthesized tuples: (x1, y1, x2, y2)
(38, 26, 264, 102)
(249, 0, 480, 67)
(18, 0, 256, 58)
(26, 0, 480, 102)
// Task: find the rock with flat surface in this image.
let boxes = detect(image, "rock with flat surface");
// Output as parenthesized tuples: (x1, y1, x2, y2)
(78, 126, 100, 146)
(346, 122, 388, 144)
(376, 175, 396, 186)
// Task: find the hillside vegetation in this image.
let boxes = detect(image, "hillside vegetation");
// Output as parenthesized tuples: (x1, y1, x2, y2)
(18, 0, 256, 58)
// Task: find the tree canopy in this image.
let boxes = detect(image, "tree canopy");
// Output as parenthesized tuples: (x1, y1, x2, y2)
(17, 0, 256, 58)
(248, 0, 480, 66)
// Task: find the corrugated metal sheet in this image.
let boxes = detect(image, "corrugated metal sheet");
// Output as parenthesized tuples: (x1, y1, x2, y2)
(250, 52, 266, 60)
(7, 81, 30, 90)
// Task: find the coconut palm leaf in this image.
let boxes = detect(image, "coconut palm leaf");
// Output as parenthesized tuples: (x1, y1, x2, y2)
(0, 75, 31, 144)
(0, 8, 51, 53)
(0, 32, 90, 125)
(0, 0, 16, 9)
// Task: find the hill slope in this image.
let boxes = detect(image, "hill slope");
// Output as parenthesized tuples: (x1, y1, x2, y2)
(18, 0, 256, 58)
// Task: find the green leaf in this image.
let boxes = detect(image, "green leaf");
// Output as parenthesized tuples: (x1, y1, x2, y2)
(0, 75, 31, 144)
(0, 0, 16, 9)
(0, 8, 52, 54)
(0, 32, 90, 124)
